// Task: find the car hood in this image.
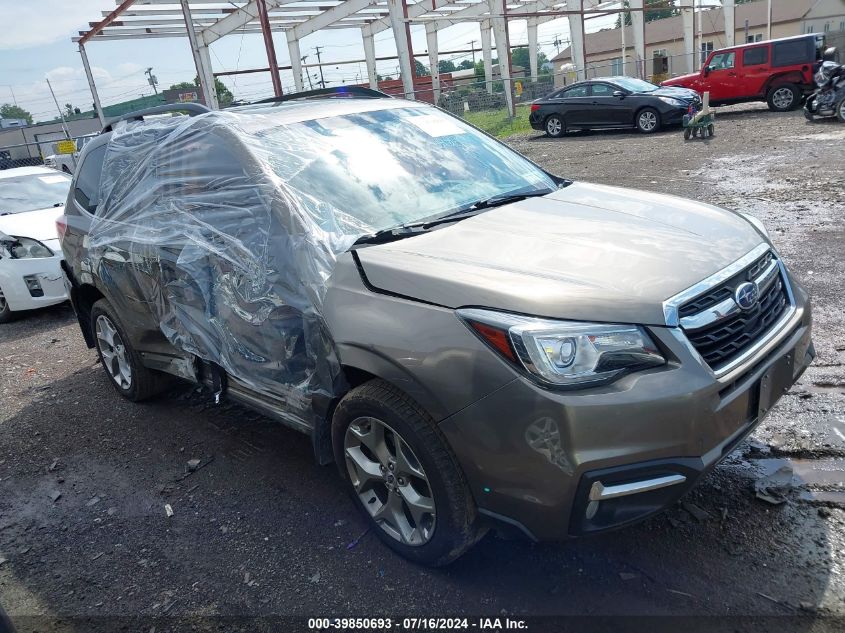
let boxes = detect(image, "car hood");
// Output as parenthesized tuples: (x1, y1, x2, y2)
(650, 85, 699, 101)
(661, 74, 698, 87)
(0, 206, 64, 242)
(354, 182, 764, 326)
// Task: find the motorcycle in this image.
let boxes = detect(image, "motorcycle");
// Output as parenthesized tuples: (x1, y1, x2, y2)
(804, 47, 845, 122)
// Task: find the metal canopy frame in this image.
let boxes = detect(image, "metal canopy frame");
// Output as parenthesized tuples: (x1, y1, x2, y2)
(75, 0, 742, 122)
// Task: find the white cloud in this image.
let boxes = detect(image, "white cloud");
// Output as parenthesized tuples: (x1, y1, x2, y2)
(0, 0, 105, 50)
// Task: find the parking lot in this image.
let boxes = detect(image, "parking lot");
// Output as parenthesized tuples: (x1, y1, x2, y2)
(1, 104, 844, 628)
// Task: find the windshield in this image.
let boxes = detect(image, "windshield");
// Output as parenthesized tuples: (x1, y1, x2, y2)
(613, 77, 659, 93)
(0, 172, 71, 215)
(258, 106, 557, 233)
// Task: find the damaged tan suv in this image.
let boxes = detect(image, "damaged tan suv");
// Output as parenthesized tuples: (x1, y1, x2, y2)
(59, 89, 814, 566)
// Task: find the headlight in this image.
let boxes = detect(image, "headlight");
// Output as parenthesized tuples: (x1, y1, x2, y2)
(657, 96, 684, 106)
(457, 308, 665, 388)
(739, 212, 770, 239)
(0, 236, 54, 259)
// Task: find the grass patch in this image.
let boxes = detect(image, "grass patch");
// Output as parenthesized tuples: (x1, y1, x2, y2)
(462, 105, 533, 138)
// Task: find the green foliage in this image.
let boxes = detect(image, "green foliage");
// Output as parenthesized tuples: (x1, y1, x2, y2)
(462, 105, 532, 138)
(0, 103, 32, 124)
(510, 47, 549, 72)
(438, 60, 457, 73)
(169, 77, 234, 107)
(414, 59, 430, 77)
(457, 60, 475, 70)
(615, 0, 679, 28)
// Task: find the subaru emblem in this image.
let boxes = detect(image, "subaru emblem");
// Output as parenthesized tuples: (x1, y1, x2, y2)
(735, 281, 759, 311)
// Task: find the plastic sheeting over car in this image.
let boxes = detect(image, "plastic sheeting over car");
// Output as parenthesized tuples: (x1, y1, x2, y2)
(87, 102, 556, 418)
(87, 107, 386, 416)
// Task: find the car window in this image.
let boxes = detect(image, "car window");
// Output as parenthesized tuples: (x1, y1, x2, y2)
(742, 46, 768, 66)
(773, 39, 812, 66)
(562, 85, 589, 98)
(0, 172, 71, 215)
(74, 145, 106, 214)
(259, 107, 557, 232)
(590, 83, 615, 96)
(709, 52, 735, 70)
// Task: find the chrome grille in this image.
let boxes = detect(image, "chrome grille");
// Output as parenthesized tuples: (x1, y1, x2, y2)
(678, 250, 790, 370)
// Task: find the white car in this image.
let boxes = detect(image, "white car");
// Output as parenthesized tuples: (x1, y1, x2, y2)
(0, 166, 71, 322)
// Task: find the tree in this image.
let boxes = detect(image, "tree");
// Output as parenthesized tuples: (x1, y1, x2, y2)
(438, 59, 457, 73)
(169, 77, 234, 107)
(414, 59, 430, 77)
(457, 59, 475, 70)
(63, 103, 81, 117)
(0, 103, 33, 125)
(510, 47, 549, 72)
(615, 0, 679, 27)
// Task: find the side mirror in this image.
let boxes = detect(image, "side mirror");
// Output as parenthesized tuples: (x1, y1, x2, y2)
(613, 90, 625, 98)
(703, 66, 711, 76)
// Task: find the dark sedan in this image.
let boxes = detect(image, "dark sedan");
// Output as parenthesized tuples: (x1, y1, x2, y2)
(529, 77, 701, 137)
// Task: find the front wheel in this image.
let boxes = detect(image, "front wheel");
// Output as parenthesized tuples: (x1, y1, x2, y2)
(683, 127, 692, 140)
(636, 108, 660, 133)
(767, 84, 800, 112)
(332, 380, 483, 566)
(544, 114, 565, 138)
(837, 98, 845, 123)
(0, 285, 16, 324)
(91, 298, 164, 401)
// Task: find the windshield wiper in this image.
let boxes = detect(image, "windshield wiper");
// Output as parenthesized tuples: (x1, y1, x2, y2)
(353, 189, 554, 246)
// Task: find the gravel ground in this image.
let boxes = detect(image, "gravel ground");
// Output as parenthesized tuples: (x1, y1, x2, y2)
(1, 104, 844, 630)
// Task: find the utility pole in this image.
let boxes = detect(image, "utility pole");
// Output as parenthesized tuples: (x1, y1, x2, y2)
(314, 45, 326, 89)
(145, 67, 159, 94)
(553, 34, 562, 54)
(469, 40, 477, 64)
(45, 77, 71, 140)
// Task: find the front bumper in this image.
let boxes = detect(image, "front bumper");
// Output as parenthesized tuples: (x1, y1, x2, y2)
(438, 276, 813, 541)
(0, 240, 67, 312)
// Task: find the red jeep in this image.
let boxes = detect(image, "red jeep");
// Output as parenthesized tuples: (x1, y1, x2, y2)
(661, 34, 826, 112)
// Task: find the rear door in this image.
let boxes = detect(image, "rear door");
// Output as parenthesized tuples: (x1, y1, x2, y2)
(740, 44, 771, 97)
(556, 83, 592, 126)
(587, 82, 630, 126)
(704, 50, 741, 101)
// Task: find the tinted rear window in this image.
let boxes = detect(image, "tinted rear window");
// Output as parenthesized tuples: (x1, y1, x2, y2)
(74, 145, 106, 213)
(743, 46, 768, 66)
(773, 39, 812, 66)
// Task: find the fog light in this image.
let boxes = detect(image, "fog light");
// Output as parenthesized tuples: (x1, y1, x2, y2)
(24, 275, 44, 297)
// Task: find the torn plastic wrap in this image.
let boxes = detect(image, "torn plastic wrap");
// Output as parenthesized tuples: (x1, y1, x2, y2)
(88, 109, 380, 416)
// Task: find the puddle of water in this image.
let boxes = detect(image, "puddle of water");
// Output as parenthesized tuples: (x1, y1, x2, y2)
(754, 458, 845, 487)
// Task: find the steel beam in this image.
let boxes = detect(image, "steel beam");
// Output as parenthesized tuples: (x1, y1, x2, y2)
(78, 43, 105, 125)
(387, 0, 415, 99)
(199, 0, 282, 47)
(425, 22, 440, 102)
(628, 0, 645, 79)
(292, 0, 374, 39)
(363, 0, 456, 36)
(180, 0, 218, 108)
(362, 31, 379, 89)
(680, 0, 695, 73)
(527, 17, 539, 82)
(723, 0, 735, 47)
(80, 0, 137, 45)
(287, 32, 304, 92)
(480, 20, 493, 93)
(257, 0, 284, 97)
(490, 0, 514, 116)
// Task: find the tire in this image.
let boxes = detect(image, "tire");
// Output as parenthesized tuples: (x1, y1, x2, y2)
(544, 114, 565, 138)
(0, 285, 16, 324)
(332, 380, 483, 566)
(636, 107, 660, 133)
(91, 298, 163, 401)
(837, 98, 845, 123)
(767, 84, 800, 112)
(707, 124, 715, 137)
(683, 127, 691, 140)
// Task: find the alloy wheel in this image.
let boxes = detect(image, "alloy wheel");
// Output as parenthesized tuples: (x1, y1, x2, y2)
(96, 314, 132, 390)
(838, 99, 845, 122)
(638, 110, 657, 131)
(772, 87, 794, 110)
(546, 117, 563, 136)
(0, 287, 6, 313)
(344, 416, 436, 546)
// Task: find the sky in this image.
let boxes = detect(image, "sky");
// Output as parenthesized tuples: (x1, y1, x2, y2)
(0, 0, 624, 123)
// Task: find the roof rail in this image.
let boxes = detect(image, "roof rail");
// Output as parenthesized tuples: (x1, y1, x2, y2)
(102, 103, 211, 133)
(254, 86, 392, 105)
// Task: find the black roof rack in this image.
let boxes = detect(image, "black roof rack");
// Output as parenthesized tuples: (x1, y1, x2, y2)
(254, 86, 392, 105)
(102, 102, 210, 133)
